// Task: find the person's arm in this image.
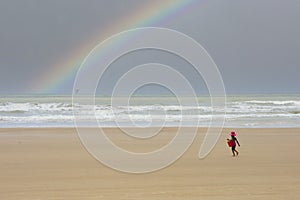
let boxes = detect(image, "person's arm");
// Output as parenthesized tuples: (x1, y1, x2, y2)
(235, 138, 240, 146)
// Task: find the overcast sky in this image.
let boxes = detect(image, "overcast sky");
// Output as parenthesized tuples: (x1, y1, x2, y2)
(0, 0, 299, 95)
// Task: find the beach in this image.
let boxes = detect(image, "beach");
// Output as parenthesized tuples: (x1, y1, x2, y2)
(1, 127, 299, 199)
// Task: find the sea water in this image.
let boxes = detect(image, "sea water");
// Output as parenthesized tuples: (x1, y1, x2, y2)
(0, 95, 299, 128)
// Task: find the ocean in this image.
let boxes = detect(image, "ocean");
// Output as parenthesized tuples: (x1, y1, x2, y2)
(0, 95, 299, 128)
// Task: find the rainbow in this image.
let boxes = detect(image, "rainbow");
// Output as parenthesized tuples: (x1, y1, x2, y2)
(30, 0, 198, 94)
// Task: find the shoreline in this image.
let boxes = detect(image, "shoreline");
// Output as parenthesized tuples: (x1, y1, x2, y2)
(1, 125, 300, 129)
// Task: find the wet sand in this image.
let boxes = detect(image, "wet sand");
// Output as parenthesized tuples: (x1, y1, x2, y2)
(0, 128, 299, 199)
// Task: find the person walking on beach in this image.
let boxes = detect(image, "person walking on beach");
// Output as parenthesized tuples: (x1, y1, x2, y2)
(228, 131, 240, 156)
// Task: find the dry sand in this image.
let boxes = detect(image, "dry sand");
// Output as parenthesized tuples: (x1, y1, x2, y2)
(0, 127, 299, 200)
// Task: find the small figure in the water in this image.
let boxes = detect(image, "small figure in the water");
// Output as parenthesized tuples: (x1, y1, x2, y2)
(227, 131, 240, 157)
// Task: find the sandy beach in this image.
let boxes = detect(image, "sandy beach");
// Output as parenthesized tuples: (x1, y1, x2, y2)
(0, 127, 299, 200)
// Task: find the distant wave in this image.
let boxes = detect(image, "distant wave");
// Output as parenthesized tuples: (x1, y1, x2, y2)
(244, 100, 299, 106)
(0, 102, 74, 113)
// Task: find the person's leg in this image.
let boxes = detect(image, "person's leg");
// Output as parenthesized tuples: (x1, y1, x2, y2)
(235, 149, 239, 156)
(231, 146, 236, 156)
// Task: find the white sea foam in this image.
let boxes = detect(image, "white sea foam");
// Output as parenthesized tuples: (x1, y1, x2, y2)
(0, 96, 299, 128)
